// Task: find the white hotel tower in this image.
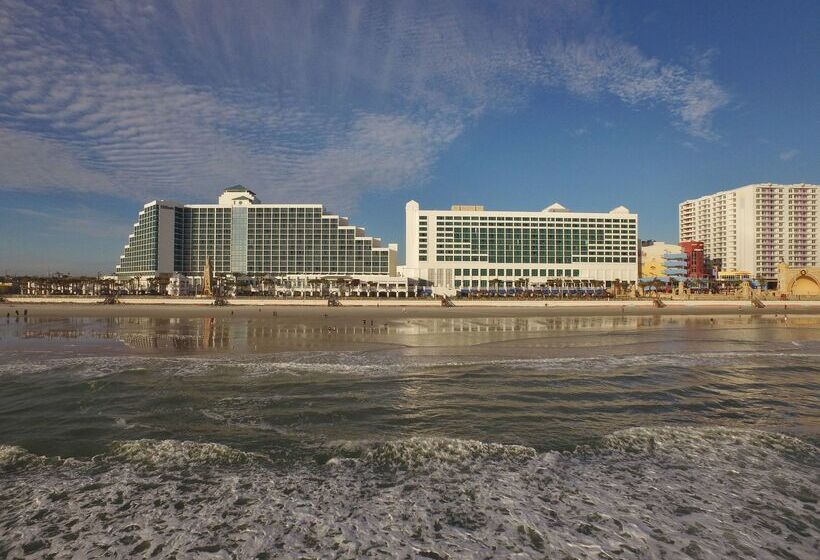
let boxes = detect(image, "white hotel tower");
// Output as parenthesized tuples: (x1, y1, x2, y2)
(404, 200, 639, 293)
(679, 183, 819, 282)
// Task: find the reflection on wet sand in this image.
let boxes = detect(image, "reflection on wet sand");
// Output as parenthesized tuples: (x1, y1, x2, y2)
(3, 313, 819, 355)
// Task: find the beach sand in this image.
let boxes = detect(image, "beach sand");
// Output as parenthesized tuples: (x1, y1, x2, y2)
(2, 300, 819, 321)
(3, 301, 820, 357)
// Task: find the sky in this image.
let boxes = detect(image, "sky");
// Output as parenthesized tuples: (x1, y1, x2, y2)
(0, 0, 817, 275)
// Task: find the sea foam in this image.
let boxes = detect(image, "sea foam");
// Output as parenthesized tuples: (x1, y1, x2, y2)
(1, 427, 816, 559)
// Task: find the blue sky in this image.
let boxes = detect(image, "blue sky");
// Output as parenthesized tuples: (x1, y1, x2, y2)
(0, 0, 817, 275)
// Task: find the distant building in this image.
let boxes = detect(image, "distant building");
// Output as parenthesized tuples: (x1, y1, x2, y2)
(717, 270, 752, 283)
(115, 186, 409, 296)
(166, 273, 193, 296)
(641, 242, 684, 280)
(679, 241, 706, 278)
(404, 200, 639, 294)
(679, 183, 819, 285)
(777, 263, 820, 297)
(641, 240, 708, 282)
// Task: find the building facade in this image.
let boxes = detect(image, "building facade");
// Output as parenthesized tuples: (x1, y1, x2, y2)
(679, 183, 819, 282)
(117, 186, 398, 283)
(640, 240, 706, 282)
(777, 263, 820, 297)
(404, 201, 639, 293)
(640, 242, 684, 280)
(679, 241, 706, 278)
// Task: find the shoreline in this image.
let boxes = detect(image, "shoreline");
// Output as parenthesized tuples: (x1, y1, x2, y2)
(3, 297, 820, 319)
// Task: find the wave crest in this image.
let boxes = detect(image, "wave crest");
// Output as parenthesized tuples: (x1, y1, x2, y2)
(108, 439, 260, 468)
(330, 437, 537, 470)
(599, 426, 817, 464)
(0, 444, 47, 470)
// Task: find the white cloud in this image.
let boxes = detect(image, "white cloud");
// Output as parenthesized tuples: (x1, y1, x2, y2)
(0, 128, 112, 192)
(540, 37, 728, 138)
(779, 149, 800, 161)
(0, 0, 730, 205)
(13, 205, 128, 239)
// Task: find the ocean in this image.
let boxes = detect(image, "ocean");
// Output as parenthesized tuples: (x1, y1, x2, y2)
(1, 312, 818, 558)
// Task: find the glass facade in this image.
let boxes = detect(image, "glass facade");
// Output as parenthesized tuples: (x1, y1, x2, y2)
(177, 207, 233, 275)
(116, 204, 159, 275)
(428, 214, 637, 264)
(117, 188, 394, 278)
(406, 200, 640, 289)
(230, 207, 248, 274)
(245, 207, 389, 275)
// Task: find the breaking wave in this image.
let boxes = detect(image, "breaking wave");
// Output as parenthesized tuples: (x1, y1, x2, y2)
(328, 436, 537, 470)
(0, 444, 47, 471)
(1, 427, 817, 559)
(107, 439, 262, 468)
(1, 350, 818, 380)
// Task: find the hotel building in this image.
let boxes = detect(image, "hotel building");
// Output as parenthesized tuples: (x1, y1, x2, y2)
(116, 186, 400, 289)
(404, 200, 639, 293)
(679, 183, 819, 282)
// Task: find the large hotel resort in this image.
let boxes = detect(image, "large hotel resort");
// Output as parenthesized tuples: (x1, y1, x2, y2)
(116, 186, 406, 296)
(106, 183, 820, 298)
(403, 200, 638, 293)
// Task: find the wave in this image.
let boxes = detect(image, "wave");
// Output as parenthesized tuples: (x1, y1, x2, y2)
(599, 425, 817, 463)
(7, 426, 813, 471)
(327, 436, 537, 470)
(0, 444, 47, 471)
(107, 439, 263, 468)
(1, 427, 817, 559)
(2, 349, 818, 380)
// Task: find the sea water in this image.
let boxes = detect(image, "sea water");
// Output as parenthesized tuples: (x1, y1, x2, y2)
(0, 314, 818, 558)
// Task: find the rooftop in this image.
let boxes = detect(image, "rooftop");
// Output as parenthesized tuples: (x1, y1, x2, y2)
(224, 184, 256, 195)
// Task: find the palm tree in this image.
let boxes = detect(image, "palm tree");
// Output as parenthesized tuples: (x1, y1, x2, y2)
(147, 276, 160, 295)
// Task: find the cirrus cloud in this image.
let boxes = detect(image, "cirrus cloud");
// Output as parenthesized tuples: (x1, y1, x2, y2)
(0, 0, 729, 207)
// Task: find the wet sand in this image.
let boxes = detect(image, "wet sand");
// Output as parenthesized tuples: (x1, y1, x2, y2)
(3, 304, 820, 358)
(3, 300, 819, 322)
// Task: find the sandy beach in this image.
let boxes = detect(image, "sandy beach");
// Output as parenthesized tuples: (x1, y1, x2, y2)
(3, 298, 820, 321)
(4, 298, 820, 357)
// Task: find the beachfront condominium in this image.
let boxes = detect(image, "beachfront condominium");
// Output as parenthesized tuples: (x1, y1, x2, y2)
(679, 183, 819, 283)
(116, 186, 398, 281)
(404, 200, 639, 293)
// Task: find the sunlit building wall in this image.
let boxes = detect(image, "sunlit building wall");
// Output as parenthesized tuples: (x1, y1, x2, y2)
(404, 200, 639, 293)
(679, 183, 819, 281)
(116, 186, 397, 279)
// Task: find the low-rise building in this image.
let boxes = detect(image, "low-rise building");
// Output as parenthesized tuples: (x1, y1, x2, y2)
(641, 240, 707, 281)
(777, 263, 820, 297)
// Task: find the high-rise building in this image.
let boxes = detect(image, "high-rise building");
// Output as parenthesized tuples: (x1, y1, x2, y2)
(679, 183, 819, 282)
(116, 186, 398, 280)
(404, 200, 639, 293)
